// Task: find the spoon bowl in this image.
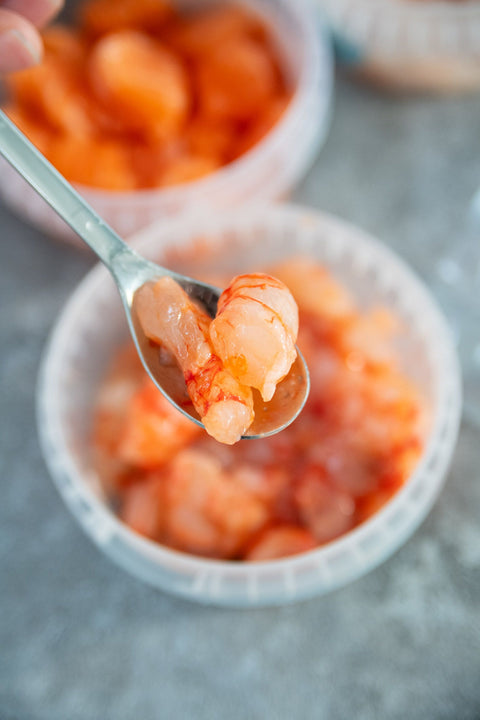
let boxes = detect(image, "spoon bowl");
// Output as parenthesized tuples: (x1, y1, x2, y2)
(0, 110, 309, 439)
(125, 258, 310, 438)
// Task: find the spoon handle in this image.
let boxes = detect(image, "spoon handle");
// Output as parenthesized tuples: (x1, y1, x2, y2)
(0, 110, 131, 268)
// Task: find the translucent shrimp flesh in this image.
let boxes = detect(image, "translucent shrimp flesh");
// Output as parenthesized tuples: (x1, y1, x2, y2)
(209, 273, 299, 401)
(135, 276, 254, 445)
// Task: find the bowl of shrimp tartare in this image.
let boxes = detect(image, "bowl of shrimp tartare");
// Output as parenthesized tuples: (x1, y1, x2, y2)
(1, 0, 331, 242)
(37, 205, 461, 607)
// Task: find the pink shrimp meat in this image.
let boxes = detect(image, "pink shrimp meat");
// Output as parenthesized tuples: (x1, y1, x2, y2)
(134, 276, 254, 444)
(209, 273, 299, 401)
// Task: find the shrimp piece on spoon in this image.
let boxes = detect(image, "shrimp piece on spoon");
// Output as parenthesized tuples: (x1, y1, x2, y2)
(209, 273, 299, 401)
(135, 276, 254, 445)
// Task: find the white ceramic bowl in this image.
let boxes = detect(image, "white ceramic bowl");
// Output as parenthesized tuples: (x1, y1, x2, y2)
(319, 0, 480, 92)
(0, 0, 332, 243)
(37, 205, 461, 607)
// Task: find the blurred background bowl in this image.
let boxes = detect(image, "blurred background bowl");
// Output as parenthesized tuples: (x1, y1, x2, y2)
(319, 0, 480, 93)
(37, 204, 461, 607)
(0, 0, 332, 244)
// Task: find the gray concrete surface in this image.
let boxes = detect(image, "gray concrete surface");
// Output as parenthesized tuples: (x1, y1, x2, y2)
(1, 77, 480, 720)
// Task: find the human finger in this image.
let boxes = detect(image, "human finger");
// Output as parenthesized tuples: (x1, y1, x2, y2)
(0, 7, 42, 72)
(1, 0, 63, 28)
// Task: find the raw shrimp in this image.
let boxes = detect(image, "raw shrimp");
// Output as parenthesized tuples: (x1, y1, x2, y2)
(134, 277, 254, 445)
(271, 257, 355, 324)
(94, 256, 427, 562)
(245, 525, 317, 561)
(162, 449, 268, 558)
(196, 37, 279, 123)
(89, 31, 190, 141)
(209, 273, 299, 401)
(79, 0, 173, 37)
(164, 5, 266, 59)
(120, 471, 166, 540)
(294, 466, 356, 544)
(118, 378, 202, 468)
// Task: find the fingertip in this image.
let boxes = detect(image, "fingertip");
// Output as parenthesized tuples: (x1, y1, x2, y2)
(2, 0, 64, 29)
(0, 8, 43, 72)
(0, 29, 43, 72)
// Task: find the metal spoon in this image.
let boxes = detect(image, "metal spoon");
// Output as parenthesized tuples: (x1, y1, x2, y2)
(0, 110, 310, 438)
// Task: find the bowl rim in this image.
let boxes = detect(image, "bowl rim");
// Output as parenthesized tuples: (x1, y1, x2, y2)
(69, 0, 332, 204)
(321, 0, 480, 58)
(37, 204, 462, 588)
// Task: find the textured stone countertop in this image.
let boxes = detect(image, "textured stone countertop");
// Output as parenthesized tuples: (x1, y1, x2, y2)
(1, 78, 480, 720)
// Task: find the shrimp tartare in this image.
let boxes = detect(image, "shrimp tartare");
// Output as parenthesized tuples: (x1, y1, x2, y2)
(94, 258, 426, 562)
(4, 0, 291, 191)
(134, 273, 298, 444)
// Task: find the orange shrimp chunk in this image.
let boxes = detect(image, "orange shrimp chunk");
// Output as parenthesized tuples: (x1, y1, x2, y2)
(42, 25, 87, 66)
(128, 139, 184, 189)
(89, 31, 190, 141)
(120, 473, 166, 540)
(210, 273, 299, 401)
(165, 5, 265, 58)
(295, 468, 356, 544)
(134, 277, 254, 444)
(233, 94, 291, 158)
(47, 136, 137, 191)
(163, 450, 268, 558)
(159, 153, 221, 187)
(271, 257, 356, 324)
(119, 379, 202, 468)
(356, 488, 397, 524)
(185, 117, 238, 163)
(246, 526, 317, 562)
(93, 345, 149, 492)
(196, 38, 279, 122)
(7, 56, 94, 138)
(80, 0, 173, 37)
